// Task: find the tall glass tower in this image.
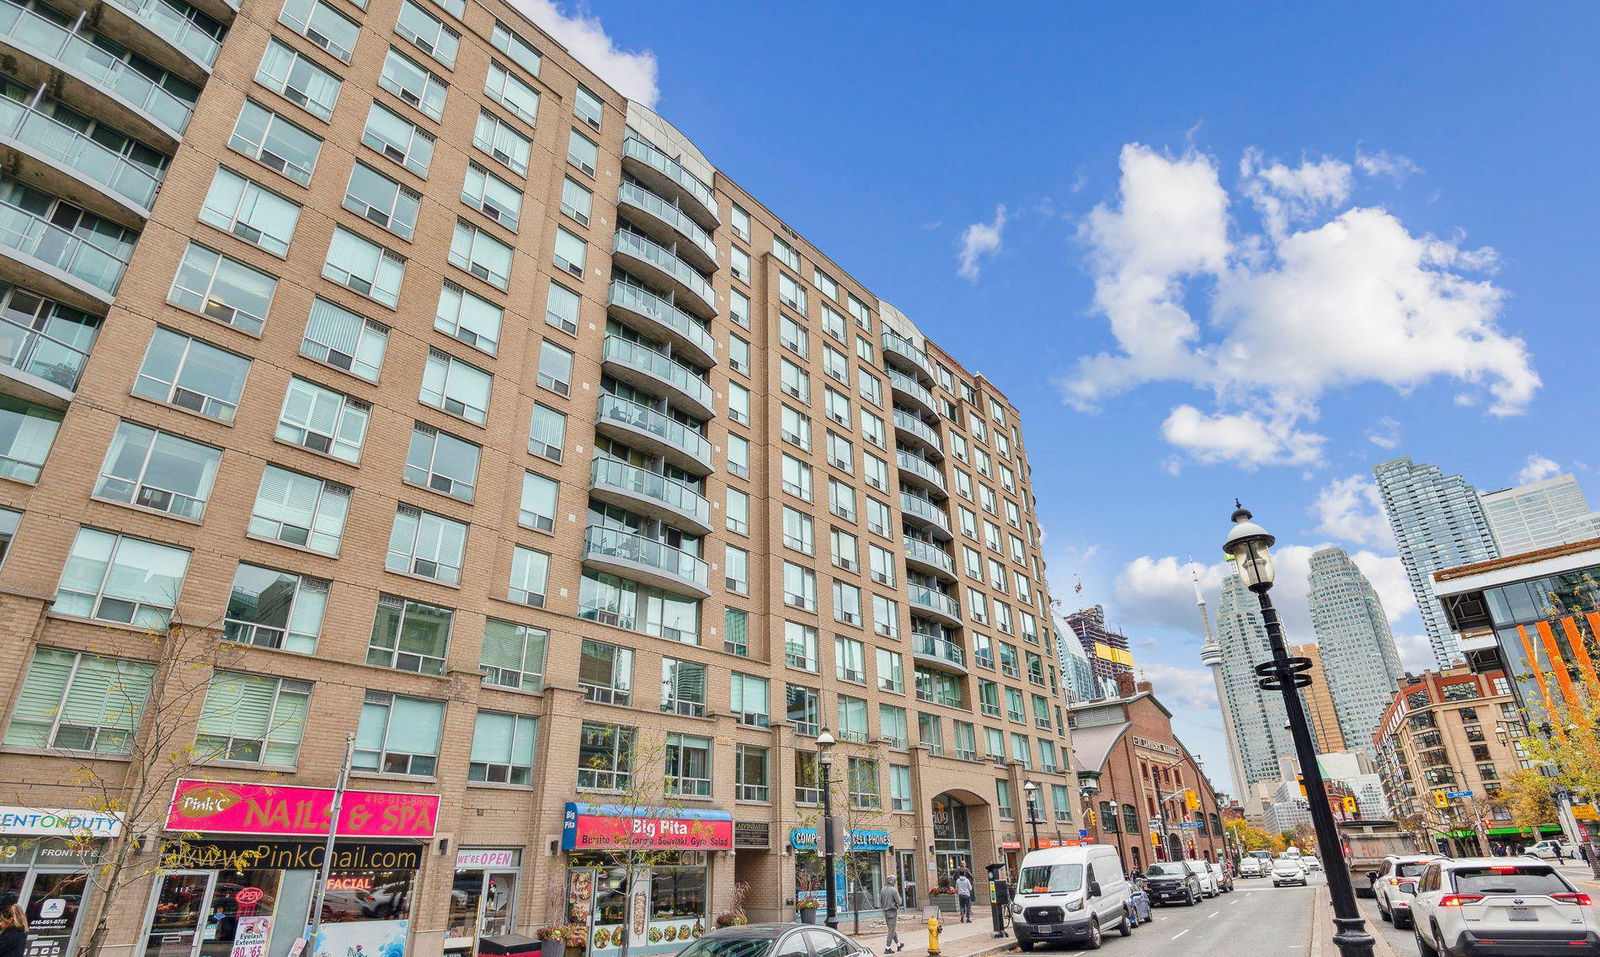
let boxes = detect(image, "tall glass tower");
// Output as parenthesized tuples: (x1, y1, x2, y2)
(1215, 573, 1293, 790)
(1306, 547, 1405, 754)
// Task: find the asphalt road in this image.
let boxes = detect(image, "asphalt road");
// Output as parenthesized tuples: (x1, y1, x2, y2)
(1023, 873, 1319, 954)
(1357, 887, 1420, 955)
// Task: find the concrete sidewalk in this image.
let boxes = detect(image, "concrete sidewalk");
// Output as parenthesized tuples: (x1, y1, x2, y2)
(839, 910, 1016, 957)
(1308, 893, 1402, 957)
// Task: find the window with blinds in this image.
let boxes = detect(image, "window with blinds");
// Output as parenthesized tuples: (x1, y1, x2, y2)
(300, 297, 389, 382)
(436, 281, 503, 356)
(276, 377, 369, 464)
(528, 404, 565, 461)
(385, 504, 466, 584)
(660, 657, 706, 717)
(195, 671, 310, 766)
(479, 619, 546, 691)
(367, 594, 453, 674)
(508, 546, 549, 607)
(3, 646, 156, 753)
(578, 640, 632, 705)
(248, 465, 350, 555)
(469, 711, 537, 785)
(93, 421, 221, 520)
(405, 424, 479, 502)
(224, 563, 327, 653)
(54, 528, 190, 627)
(355, 690, 443, 775)
(323, 227, 405, 308)
(421, 349, 491, 425)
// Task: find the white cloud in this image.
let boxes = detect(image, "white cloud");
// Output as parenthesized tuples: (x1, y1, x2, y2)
(1060, 144, 1540, 468)
(1356, 149, 1423, 183)
(1393, 633, 1434, 674)
(1365, 416, 1402, 449)
(1312, 474, 1395, 548)
(1517, 454, 1562, 485)
(957, 205, 1007, 280)
(515, 0, 659, 107)
(1161, 405, 1325, 469)
(1139, 661, 1220, 711)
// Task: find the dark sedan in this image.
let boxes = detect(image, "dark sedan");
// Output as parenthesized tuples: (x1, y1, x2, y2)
(672, 923, 873, 957)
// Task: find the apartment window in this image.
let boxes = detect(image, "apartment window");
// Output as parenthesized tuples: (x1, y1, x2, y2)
(861, 410, 886, 449)
(544, 281, 580, 336)
(785, 621, 818, 671)
(832, 527, 859, 571)
(279, 0, 358, 61)
(1005, 687, 1025, 723)
(380, 48, 446, 119)
(196, 671, 310, 765)
(838, 695, 868, 743)
(396, 0, 458, 66)
(483, 61, 539, 126)
(513, 470, 557, 532)
(1051, 784, 1071, 821)
(848, 294, 871, 329)
(448, 220, 512, 290)
(536, 341, 574, 396)
(857, 369, 882, 406)
(724, 608, 749, 656)
(398, 424, 479, 502)
(362, 101, 433, 175)
(3, 647, 154, 754)
(94, 421, 220, 519)
(995, 780, 1013, 819)
(969, 590, 989, 625)
(998, 642, 1019, 677)
(773, 236, 800, 270)
(866, 498, 891, 538)
(954, 721, 977, 760)
(863, 454, 888, 492)
(781, 455, 812, 501)
(984, 727, 1004, 761)
(920, 712, 945, 756)
(248, 465, 349, 554)
(879, 704, 908, 749)
(490, 20, 541, 74)
(787, 685, 820, 736)
(480, 618, 546, 691)
(827, 433, 853, 473)
(829, 480, 856, 521)
(872, 595, 899, 639)
(421, 349, 491, 424)
(869, 545, 896, 587)
(729, 288, 750, 328)
(339, 164, 419, 242)
(506, 545, 549, 607)
(877, 649, 904, 694)
(888, 765, 912, 812)
(780, 358, 811, 403)
(469, 711, 537, 784)
(835, 636, 865, 684)
(813, 267, 838, 300)
(224, 563, 327, 653)
(475, 110, 530, 174)
(573, 84, 603, 129)
(277, 377, 369, 463)
(256, 39, 340, 121)
(1039, 739, 1059, 774)
(355, 691, 443, 775)
(229, 101, 320, 185)
(736, 745, 769, 802)
(951, 433, 968, 461)
(724, 545, 749, 594)
(730, 673, 769, 727)
(553, 227, 587, 278)
(169, 243, 276, 336)
(978, 680, 1000, 718)
(665, 733, 712, 797)
(301, 298, 388, 382)
(660, 657, 707, 717)
(780, 315, 808, 356)
(432, 284, 501, 356)
(833, 580, 861, 626)
(780, 405, 811, 450)
(779, 273, 806, 311)
(323, 227, 405, 308)
(575, 641, 633, 705)
(796, 752, 821, 805)
(577, 722, 634, 790)
(1009, 733, 1031, 770)
(847, 757, 879, 808)
(558, 176, 591, 226)
(823, 305, 846, 341)
(55, 526, 189, 628)
(783, 562, 816, 611)
(720, 487, 749, 536)
(200, 167, 300, 256)
(955, 471, 972, 500)
(781, 507, 815, 554)
(973, 632, 994, 668)
(724, 433, 748, 479)
(366, 594, 453, 674)
(855, 336, 874, 363)
(567, 129, 598, 175)
(715, 336, 745, 378)
(917, 667, 962, 708)
(727, 382, 750, 425)
(823, 390, 850, 429)
(730, 247, 750, 283)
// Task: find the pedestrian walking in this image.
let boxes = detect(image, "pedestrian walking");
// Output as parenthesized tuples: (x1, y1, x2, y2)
(955, 871, 974, 923)
(0, 904, 27, 957)
(880, 875, 904, 952)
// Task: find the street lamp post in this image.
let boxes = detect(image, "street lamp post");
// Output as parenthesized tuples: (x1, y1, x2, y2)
(817, 728, 839, 930)
(1225, 503, 1374, 957)
(1023, 780, 1042, 850)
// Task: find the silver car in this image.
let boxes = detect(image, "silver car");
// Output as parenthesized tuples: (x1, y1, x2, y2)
(1409, 857, 1600, 956)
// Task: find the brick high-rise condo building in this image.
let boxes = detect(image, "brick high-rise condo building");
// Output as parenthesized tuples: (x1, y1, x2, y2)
(0, 4, 1076, 956)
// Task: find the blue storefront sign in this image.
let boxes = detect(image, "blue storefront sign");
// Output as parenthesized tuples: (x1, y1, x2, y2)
(789, 827, 891, 852)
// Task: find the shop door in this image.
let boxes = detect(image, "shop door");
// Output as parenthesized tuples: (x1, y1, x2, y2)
(479, 871, 517, 938)
(0, 869, 24, 909)
(26, 870, 91, 957)
(897, 852, 917, 907)
(142, 872, 216, 957)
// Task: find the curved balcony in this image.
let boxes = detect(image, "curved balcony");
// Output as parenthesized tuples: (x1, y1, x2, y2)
(887, 367, 936, 417)
(582, 524, 710, 598)
(908, 584, 963, 628)
(97, 0, 221, 79)
(882, 328, 935, 385)
(896, 450, 946, 498)
(616, 181, 717, 273)
(621, 135, 718, 228)
(594, 393, 714, 476)
(0, 95, 161, 221)
(0, 0, 194, 145)
(0, 199, 127, 308)
(903, 537, 956, 579)
(607, 280, 715, 368)
(612, 229, 715, 319)
(601, 335, 716, 420)
(900, 491, 952, 541)
(589, 457, 712, 535)
(893, 409, 942, 456)
(913, 633, 968, 675)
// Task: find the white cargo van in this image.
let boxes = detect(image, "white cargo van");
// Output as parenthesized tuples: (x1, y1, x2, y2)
(1010, 845, 1133, 950)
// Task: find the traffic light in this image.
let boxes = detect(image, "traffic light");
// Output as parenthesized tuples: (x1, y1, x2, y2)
(1342, 796, 1358, 815)
(1150, 831, 1161, 847)
(1184, 788, 1199, 811)
(1087, 809, 1096, 827)
(1296, 774, 1306, 797)
(1434, 790, 1451, 809)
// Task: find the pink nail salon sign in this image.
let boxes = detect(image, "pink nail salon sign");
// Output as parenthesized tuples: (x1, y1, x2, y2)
(166, 779, 439, 838)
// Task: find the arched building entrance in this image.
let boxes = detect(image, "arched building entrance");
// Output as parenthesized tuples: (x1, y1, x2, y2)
(931, 791, 995, 891)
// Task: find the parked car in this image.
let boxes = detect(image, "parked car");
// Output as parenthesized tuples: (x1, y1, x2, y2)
(1272, 859, 1309, 887)
(1209, 862, 1234, 893)
(1185, 859, 1220, 898)
(1144, 861, 1202, 906)
(1011, 843, 1134, 950)
(1238, 858, 1264, 878)
(1525, 839, 1582, 861)
(1408, 857, 1600, 956)
(673, 924, 872, 957)
(1369, 855, 1444, 930)
(1126, 876, 1153, 927)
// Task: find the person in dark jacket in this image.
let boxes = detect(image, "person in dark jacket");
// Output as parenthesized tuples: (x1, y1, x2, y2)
(0, 903, 28, 957)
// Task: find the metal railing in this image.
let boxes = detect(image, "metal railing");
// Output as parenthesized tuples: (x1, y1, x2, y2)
(903, 537, 955, 575)
(622, 135, 717, 221)
(908, 584, 962, 622)
(595, 394, 713, 468)
(608, 280, 715, 361)
(887, 367, 935, 410)
(0, 96, 162, 210)
(915, 634, 967, 668)
(0, 199, 129, 293)
(104, 0, 221, 68)
(583, 524, 708, 591)
(893, 410, 942, 451)
(612, 230, 714, 310)
(896, 450, 946, 490)
(617, 181, 715, 262)
(900, 492, 950, 532)
(602, 335, 714, 411)
(882, 327, 934, 379)
(590, 457, 710, 528)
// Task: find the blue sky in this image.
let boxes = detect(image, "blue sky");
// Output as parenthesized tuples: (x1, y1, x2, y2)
(528, 1, 1600, 797)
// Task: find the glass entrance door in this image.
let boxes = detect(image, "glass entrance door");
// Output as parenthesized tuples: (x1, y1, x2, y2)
(480, 871, 516, 937)
(143, 872, 216, 957)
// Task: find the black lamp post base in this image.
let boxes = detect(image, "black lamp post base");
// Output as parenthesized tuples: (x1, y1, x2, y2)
(1331, 915, 1375, 956)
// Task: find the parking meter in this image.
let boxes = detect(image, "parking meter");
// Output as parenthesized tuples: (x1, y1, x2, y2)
(984, 863, 1009, 938)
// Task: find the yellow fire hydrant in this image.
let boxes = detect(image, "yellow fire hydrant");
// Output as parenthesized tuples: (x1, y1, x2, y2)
(927, 913, 942, 956)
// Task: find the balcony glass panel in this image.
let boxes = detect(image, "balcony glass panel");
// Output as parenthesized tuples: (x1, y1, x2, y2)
(0, 200, 130, 293)
(590, 456, 709, 528)
(903, 537, 954, 575)
(915, 633, 966, 668)
(617, 180, 715, 262)
(612, 229, 713, 309)
(595, 393, 711, 466)
(0, 96, 161, 210)
(583, 524, 708, 591)
(608, 280, 714, 362)
(104, 0, 222, 69)
(621, 135, 715, 221)
(908, 583, 962, 621)
(602, 335, 713, 411)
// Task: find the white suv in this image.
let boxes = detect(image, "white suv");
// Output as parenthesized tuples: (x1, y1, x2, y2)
(1370, 854, 1444, 930)
(1409, 857, 1600, 956)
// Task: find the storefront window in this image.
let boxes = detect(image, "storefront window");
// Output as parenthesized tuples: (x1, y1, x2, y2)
(568, 852, 708, 954)
(2, 837, 101, 957)
(447, 849, 519, 953)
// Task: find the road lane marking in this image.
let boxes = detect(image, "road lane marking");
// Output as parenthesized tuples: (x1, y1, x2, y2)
(1171, 929, 1191, 940)
(1207, 910, 1219, 918)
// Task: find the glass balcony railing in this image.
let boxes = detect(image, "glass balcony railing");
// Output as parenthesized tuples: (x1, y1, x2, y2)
(909, 584, 962, 622)
(104, 0, 221, 69)
(613, 230, 715, 311)
(887, 367, 935, 410)
(915, 633, 967, 668)
(0, 96, 162, 211)
(893, 410, 942, 451)
(602, 335, 714, 412)
(900, 492, 950, 532)
(0, 199, 130, 293)
(896, 450, 945, 490)
(590, 456, 710, 528)
(882, 328, 934, 380)
(0, 312, 95, 391)
(583, 524, 708, 591)
(622, 135, 717, 222)
(608, 280, 715, 363)
(618, 181, 715, 263)
(595, 393, 713, 468)
(0, 0, 195, 135)
(903, 537, 955, 576)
